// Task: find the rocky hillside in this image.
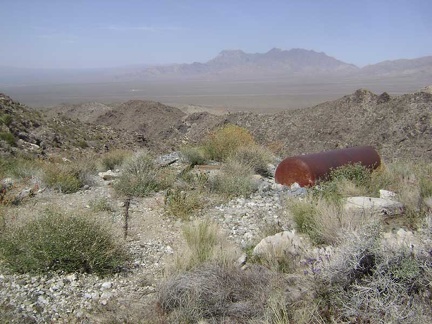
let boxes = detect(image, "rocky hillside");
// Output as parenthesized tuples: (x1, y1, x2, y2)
(3, 86, 432, 162)
(167, 87, 432, 162)
(0, 94, 145, 157)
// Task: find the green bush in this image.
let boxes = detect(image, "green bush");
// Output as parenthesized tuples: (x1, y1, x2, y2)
(114, 151, 174, 197)
(0, 113, 13, 126)
(0, 132, 16, 146)
(202, 124, 256, 161)
(43, 163, 89, 193)
(99, 149, 130, 171)
(210, 160, 258, 198)
(314, 163, 373, 202)
(0, 210, 128, 275)
(288, 199, 320, 243)
(180, 146, 207, 166)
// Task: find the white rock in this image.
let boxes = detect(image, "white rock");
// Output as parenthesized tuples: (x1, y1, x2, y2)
(101, 281, 112, 290)
(379, 189, 397, 200)
(253, 230, 310, 259)
(344, 196, 404, 216)
(290, 182, 301, 190)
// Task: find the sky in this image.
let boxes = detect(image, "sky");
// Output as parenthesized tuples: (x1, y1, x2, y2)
(1, 0, 432, 69)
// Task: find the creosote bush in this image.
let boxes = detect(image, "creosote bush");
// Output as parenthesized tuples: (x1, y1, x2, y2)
(202, 124, 255, 161)
(0, 209, 128, 275)
(114, 151, 174, 197)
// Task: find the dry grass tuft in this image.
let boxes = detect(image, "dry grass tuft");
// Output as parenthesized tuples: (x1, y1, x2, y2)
(158, 263, 276, 322)
(171, 219, 240, 273)
(210, 160, 258, 198)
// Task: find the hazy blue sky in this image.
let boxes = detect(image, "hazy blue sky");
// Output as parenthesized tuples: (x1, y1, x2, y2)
(2, 0, 431, 69)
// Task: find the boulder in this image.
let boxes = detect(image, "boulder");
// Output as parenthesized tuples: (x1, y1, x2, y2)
(253, 230, 310, 259)
(344, 196, 404, 216)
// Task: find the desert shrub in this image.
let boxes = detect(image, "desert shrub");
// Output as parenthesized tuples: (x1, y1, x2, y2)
(314, 163, 373, 202)
(180, 146, 207, 166)
(181, 219, 218, 269)
(0, 155, 42, 180)
(289, 198, 318, 239)
(99, 149, 131, 171)
(114, 151, 174, 197)
(164, 188, 203, 220)
(210, 160, 258, 198)
(0, 113, 13, 126)
(202, 124, 255, 161)
(0, 132, 16, 146)
(313, 223, 432, 323)
(89, 197, 115, 212)
(172, 219, 240, 273)
(231, 144, 274, 176)
(420, 176, 432, 198)
(288, 196, 376, 246)
(158, 263, 276, 322)
(42, 160, 95, 194)
(0, 209, 128, 275)
(178, 169, 209, 190)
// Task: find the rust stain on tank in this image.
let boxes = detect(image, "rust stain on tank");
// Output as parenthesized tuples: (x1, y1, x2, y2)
(275, 146, 381, 187)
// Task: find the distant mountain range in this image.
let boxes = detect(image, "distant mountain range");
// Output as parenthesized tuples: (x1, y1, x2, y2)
(1, 48, 431, 85)
(118, 48, 432, 81)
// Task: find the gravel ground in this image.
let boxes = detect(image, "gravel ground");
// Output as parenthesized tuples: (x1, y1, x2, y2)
(0, 164, 299, 323)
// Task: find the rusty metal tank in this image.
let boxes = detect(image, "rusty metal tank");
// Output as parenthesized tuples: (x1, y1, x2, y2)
(275, 146, 381, 187)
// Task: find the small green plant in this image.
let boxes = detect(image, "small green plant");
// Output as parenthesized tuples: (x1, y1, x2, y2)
(114, 151, 174, 197)
(0, 209, 128, 275)
(210, 160, 258, 198)
(164, 188, 202, 220)
(76, 139, 89, 148)
(289, 199, 317, 236)
(202, 124, 256, 161)
(0, 132, 16, 146)
(0, 113, 13, 126)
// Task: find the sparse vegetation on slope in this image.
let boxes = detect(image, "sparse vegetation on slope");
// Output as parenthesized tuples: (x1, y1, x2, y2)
(1, 90, 431, 322)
